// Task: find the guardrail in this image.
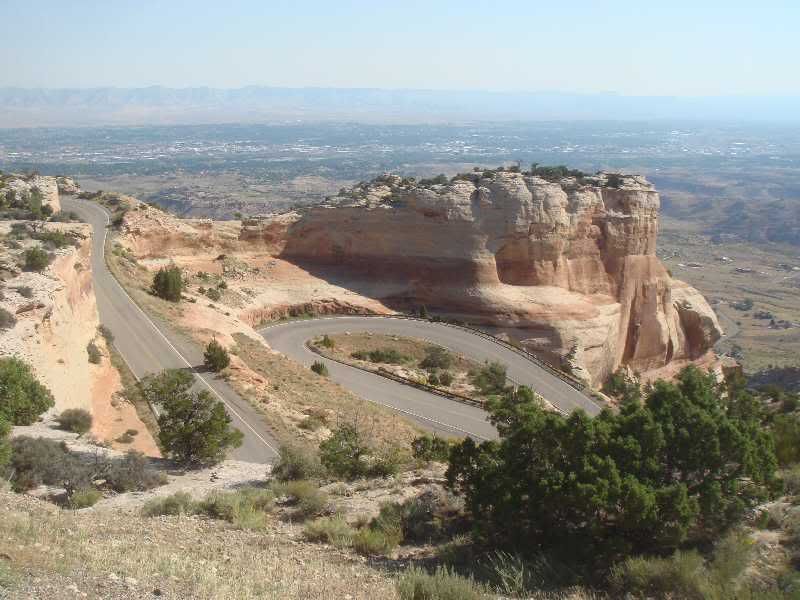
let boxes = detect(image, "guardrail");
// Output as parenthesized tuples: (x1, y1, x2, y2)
(339, 313, 592, 394)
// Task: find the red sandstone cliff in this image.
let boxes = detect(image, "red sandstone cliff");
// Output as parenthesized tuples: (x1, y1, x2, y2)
(272, 171, 721, 386)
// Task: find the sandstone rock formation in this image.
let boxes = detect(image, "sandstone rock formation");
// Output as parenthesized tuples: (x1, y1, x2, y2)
(273, 170, 721, 386)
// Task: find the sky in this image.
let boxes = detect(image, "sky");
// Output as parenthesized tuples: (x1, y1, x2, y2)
(2, 0, 799, 96)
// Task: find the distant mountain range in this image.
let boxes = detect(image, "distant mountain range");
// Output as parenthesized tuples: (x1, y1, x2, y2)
(0, 86, 798, 127)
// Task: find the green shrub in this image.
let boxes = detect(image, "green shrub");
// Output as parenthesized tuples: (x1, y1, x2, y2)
(303, 516, 355, 548)
(271, 480, 328, 519)
(609, 551, 708, 599)
(55, 408, 92, 434)
(310, 361, 329, 376)
(87, 340, 102, 364)
(420, 346, 453, 371)
(319, 423, 370, 479)
(439, 372, 454, 387)
(428, 372, 440, 386)
(479, 550, 575, 596)
(23, 246, 51, 272)
(205, 287, 221, 301)
(105, 450, 166, 492)
(782, 465, 800, 496)
(203, 339, 230, 372)
(0, 307, 16, 331)
(67, 487, 102, 509)
(98, 324, 114, 344)
(0, 357, 55, 425)
(412, 434, 453, 463)
(142, 491, 197, 517)
(469, 362, 508, 395)
(151, 266, 183, 302)
(319, 334, 335, 349)
(396, 566, 487, 600)
(272, 444, 325, 482)
(369, 444, 407, 477)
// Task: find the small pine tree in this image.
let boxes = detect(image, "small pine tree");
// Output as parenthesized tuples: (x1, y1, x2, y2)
(151, 266, 183, 302)
(204, 339, 230, 372)
(311, 361, 329, 376)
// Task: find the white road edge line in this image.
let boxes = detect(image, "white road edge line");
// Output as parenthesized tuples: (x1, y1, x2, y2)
(88, 201, 279, 457)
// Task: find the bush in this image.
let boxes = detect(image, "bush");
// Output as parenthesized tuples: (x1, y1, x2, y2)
(303, 516, 355, 548)
(23, 246, 51, 272)
(412, 434, 453, 463)
(0, 357, 55, 425)
(319, 334, 335, 349)
(351, 348, 407, 364)
(319, 423, 370, 479)
(205, 287, 221, 301)
(396, 566, 487, 600)
(55, 408, 92, 434)
(272, 444, 325, 482)
(68, 488, 102, 509)
(470, 362, 508, 395)
(420, 346, 453, 371)
(310, 361, 329, 376)
(198, 488, 275, 529)
(98, 324, 114, 344)
(8, 436, 90, 493)
(139, 369, 243, 466)
(87, 340, 102, 364)
(203, 339, 230, 372)
(439, 371, 454, 387)
(151, 266, 183, 302)
(0, 308, 16, 331)
(352, 527, 398, 556)
(142, 491, 197, 517)
(105, 450, 165, 492)
(271, 479, 328, 519)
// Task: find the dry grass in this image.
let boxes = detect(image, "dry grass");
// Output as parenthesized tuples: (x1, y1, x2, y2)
(0, 491, 398, 599)
(231, 333, 422, 447)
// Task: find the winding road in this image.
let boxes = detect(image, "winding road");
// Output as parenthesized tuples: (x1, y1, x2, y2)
(62, 197, 281, 464)
(261, 317, 600, 441)
(65, 196, 599, 462)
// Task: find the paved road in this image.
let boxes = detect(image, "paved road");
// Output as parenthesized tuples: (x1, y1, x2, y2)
(261, 317, 600, 441)
(62, 197, 280, 464)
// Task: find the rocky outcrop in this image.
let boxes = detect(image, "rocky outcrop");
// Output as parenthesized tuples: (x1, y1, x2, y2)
(274, 171, 721, 385)
(4, 175, 60, 213)
(56, 176, 80, 195)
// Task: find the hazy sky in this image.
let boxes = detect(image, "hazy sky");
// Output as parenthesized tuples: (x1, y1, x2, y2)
(2, 0, 798, 95)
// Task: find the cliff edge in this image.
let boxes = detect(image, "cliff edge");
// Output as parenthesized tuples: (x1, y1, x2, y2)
(271, 170, 721, 385)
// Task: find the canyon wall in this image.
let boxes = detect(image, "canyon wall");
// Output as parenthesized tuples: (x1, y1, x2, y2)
(275, 171, 721, 385)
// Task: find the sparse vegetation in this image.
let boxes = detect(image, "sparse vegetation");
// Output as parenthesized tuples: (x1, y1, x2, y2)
(142, 491, 197, 516)
(55, 408, 93, 434)
(412, 434, 453, 463)
(272, 443, 325, 482)
(67, 487, 102, 509)
(303, 516, 355, 548)
(151, 265, 183, 302)
(351, 348, 408, 364)
(396, 566, 487, 600)
(310, 360, 329, 376)
(23, 246, 51, 272)
(271, 479, 329, 519)
(205, 286, 221, 301)
(203, 338, 230, 372)
(86, 340, 102, 364)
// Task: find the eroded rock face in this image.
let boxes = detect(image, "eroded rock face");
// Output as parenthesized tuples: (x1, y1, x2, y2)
(276, 171, 721, 385)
